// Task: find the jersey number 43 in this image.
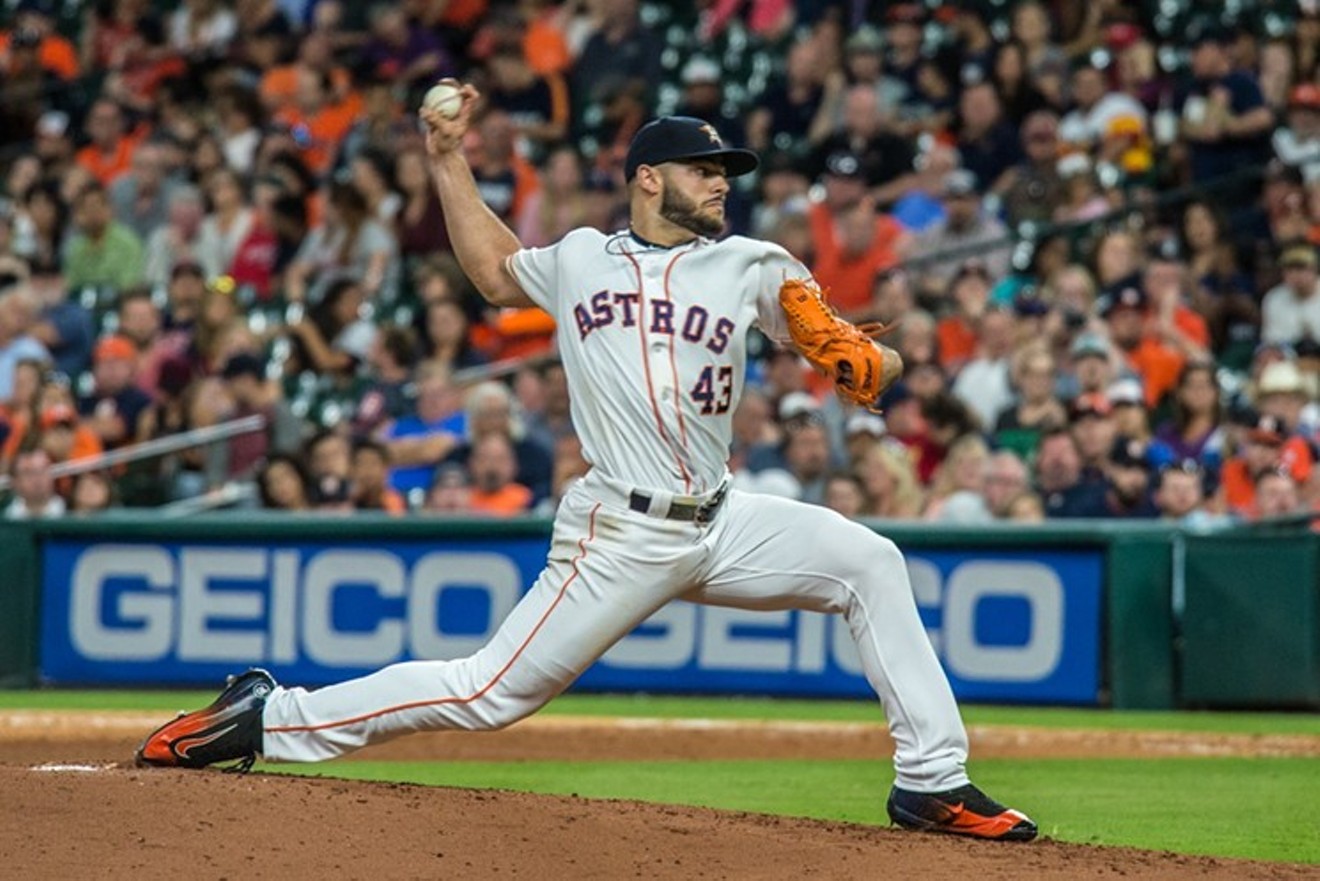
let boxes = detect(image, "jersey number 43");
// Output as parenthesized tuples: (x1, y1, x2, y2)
(691, 365, 734, 415)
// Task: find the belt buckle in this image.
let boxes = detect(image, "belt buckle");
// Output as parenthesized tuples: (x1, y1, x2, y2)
(693, 484, 727, 525)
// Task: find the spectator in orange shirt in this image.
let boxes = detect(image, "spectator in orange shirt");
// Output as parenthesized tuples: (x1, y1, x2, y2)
(1217, 413, 1313, 515)
(0, 0, 79, 80)
(936, 260, 993, 374)
(1142, 242, 1211, 358)
(807, 152, 905, 318)
(76, 99, 144, 186)
(1097, 281, 1184, 408)
(259, 31, 353, 116)
(466, 432, 533, 516)
(275, 68, 362, 177)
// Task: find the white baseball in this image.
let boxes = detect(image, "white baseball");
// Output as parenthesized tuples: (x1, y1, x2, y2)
(423, 82, 463, 119)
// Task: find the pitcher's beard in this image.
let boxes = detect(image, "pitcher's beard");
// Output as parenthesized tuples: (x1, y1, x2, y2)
(660, 187, 725, 237)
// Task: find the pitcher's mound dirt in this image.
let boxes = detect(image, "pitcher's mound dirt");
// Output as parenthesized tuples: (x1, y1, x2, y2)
(4, 764, 1317, 881)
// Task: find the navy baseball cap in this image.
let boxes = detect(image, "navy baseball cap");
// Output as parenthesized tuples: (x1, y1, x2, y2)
(624, 117, 759, 181)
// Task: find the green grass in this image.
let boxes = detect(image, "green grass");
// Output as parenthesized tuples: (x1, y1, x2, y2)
(4, 690, 1319, 735)
(266, 757, 1320, 864)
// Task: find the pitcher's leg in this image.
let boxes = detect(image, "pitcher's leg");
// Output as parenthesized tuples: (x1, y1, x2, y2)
(694, 492, 968, 792)
(264, 502, 679, 762)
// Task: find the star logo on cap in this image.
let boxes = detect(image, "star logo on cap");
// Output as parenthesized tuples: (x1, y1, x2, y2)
(699, 123, 722, 146)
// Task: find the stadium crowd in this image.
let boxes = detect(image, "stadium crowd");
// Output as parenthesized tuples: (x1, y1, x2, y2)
(0, 0, 1318, 526)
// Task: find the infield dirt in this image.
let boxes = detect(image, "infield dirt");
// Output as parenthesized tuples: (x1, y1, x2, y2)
(3, 711, 1318, 880)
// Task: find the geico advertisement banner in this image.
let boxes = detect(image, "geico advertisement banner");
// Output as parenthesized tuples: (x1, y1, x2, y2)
(40, 539, 1102, 703)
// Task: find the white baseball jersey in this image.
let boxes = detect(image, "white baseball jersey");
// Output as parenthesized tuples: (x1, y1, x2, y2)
(262, 226, 970, 795)
(508, 228, 799, 495)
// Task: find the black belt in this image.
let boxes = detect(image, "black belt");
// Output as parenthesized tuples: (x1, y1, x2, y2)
(629, 483, 729, 524)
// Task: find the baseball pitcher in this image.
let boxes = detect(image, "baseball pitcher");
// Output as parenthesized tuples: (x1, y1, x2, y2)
(136, 81, 1037, 842)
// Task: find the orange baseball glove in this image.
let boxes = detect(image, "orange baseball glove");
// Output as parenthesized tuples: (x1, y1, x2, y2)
(778, 278, 902, 411)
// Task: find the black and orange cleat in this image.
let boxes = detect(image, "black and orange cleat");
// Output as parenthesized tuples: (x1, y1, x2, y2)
(887, 783, 1038, 842)
(134, 669, 275, 772)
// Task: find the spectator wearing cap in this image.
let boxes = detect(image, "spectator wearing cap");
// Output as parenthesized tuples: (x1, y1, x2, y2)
(999, 110, 1065, 227)
(32, 110, 74, 176)
(1142, 242, 1211, 355)
(841, 25, 910, 124)
(1255, 360, 1319, 441)
(955, 81, 1023, 198)
(1216, 412, 1311, 517)
(217, 350, 301, 483)
(0, 288, 51, 404)
(881, 3, 925, 98)
(1178, 27, 1273, 188)
(842, 409, 887, 463)
(78, 335, 152, 450)
(34, 399, 103, 486)
(872, 381, 934, 484)
(63, 182, 146, 295)
(0, 23, 60, 146)
(1151, 361, 1225, 467)
(993, 344, 1067, 462)
(1261, 242, 1320, 347)
(1097, 281, 1184, 409)
(423, 462, 473, 514)
(0, 0, 79, 80)
(1058, 61, 1148, 155)
(1273, 83, 1320, 184)
(351, 324, 419, 439)
(914, 170, 1011, 294)
(1034, 425, 1106, 518)
(1069, 391, 1118, 475)
(1102, 436, 1158, 518)
(673, 56, 746, 151)
(28, 264, 93, 378)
